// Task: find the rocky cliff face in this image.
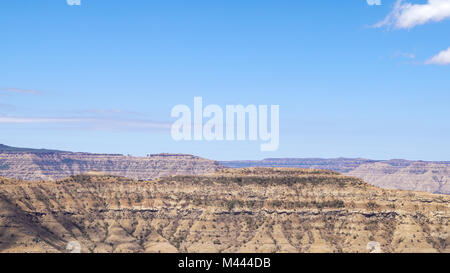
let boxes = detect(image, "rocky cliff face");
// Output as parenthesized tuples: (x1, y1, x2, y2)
(0, 168, 448, 253)
(0, 151, 222, 181)
(221, 158, 378, 173)
(347, 161, 450, 194)
(222, 158, 450, 195)
(1, 144, 449, 195)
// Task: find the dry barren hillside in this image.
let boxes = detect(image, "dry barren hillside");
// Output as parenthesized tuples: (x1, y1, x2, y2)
(0, 168, 448, 253)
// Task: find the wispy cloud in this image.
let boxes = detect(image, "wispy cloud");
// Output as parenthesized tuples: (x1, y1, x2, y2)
(425, 47, 450, 65)
(391, 51, 415, 59)
(375, 0, 450, 29)
(0, 116, 171, 132)
(0, 87, 42, 95)
(76, 108, 144, 117)
(0, 117, 84, 123)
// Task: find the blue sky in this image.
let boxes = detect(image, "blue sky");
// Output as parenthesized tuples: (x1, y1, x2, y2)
(1, 0, 449, 160)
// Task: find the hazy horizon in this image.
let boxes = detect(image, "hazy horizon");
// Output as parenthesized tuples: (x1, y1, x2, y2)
(2, 142, 450, 163)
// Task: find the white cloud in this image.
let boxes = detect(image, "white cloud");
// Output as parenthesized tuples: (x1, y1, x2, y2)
(426, 47, 450, 65)
(375, 0, 450, 29)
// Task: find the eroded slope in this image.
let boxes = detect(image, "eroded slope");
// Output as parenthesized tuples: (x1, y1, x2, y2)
(0, 168, 448, 253)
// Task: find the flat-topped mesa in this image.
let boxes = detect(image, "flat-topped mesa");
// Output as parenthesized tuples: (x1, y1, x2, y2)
(161, 167, 366, 188)
(0, 144, 67, 154)
(0, 144, 223, 181)
(214, 167, 340, 176)
(147, 153, 201, 158)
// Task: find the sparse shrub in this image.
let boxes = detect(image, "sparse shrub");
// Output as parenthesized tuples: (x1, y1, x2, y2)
(367, 202, 379, 210)
(223, 199, 244, 211)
